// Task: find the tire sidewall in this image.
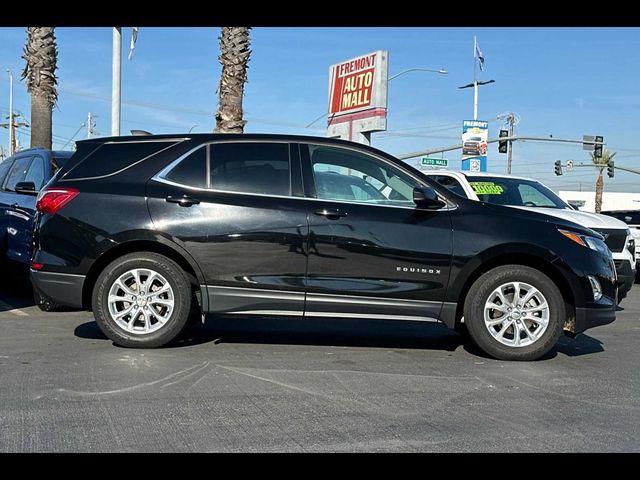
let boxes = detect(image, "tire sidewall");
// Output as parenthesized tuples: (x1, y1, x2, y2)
(92, 254, 191, 348)
(464, 265, 564, 361)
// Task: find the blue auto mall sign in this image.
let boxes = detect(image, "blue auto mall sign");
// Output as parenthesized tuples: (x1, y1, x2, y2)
(461, 120, 488, 172)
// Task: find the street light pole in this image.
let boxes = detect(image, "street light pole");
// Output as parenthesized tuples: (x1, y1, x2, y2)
(112, 27, 122, 136)
(459, 79, 495, 120)
(387, 67, 448, 81)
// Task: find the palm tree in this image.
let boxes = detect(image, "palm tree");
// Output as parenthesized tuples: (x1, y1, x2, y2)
(22, 27, 58, 150)
(215, 27, 251, 133)
(590, 149, 616, 213)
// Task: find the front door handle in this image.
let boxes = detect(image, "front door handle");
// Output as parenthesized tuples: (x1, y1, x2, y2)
(166, 195, 200, 207)
(314, 208, 347, 219)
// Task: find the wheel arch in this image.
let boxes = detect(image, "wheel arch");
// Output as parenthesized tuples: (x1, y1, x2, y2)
(447, 248, 578, 333)
(81, 238, 207, 311)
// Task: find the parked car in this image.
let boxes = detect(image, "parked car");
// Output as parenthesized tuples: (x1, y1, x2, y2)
(29, 134, 616, 360)
(0, 148, 73, 269)
(601, 209, 640, 272)
(425, 170, 636, 302)
(462, 136, 487, 156)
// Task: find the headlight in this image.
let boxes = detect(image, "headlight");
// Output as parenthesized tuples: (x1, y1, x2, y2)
(558, 229, 611, 256)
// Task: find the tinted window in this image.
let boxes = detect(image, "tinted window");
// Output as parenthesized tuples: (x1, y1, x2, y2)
(3, 156, 33, 191)
(0, 158, 15, 185)
(24, 156, 45, 189)
(210, 143, 290, 196)
(431, 175, 466, 197)
(64, 141, 178, 179)
(310, 145, 416, 206)
(165, 147, 207, 188)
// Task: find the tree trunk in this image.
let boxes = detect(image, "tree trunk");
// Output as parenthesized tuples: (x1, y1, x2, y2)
(215, 27, 251, 133)
(22, 26, 58, 150)
(30, 92, 52, 149)
(595, 173, 604, 213)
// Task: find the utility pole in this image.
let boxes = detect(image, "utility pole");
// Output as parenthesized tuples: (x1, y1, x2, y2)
(7, 68, 14, 155)
(506, 113, 515, 174)
(112, 27, 122, 136)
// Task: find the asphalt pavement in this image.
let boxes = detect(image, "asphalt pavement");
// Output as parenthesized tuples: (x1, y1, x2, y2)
(1, 269, 639, 452)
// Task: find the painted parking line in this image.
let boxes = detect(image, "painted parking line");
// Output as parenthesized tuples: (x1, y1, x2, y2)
(0, 301, 29, 316)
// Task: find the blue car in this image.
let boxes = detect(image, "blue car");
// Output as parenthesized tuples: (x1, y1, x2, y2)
(0, 148, 73, 306)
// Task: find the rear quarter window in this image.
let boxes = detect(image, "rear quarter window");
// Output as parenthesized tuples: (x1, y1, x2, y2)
(63, 141, 179, 180)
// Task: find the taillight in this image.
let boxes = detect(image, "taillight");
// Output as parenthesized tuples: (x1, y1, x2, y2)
(36, 188, 80, 214)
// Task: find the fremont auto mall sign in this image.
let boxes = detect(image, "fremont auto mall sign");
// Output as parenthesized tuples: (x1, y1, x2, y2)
(327, 50, 388, 144)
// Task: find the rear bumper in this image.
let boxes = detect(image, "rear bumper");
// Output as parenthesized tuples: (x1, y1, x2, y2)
(30, 270, 85, 308)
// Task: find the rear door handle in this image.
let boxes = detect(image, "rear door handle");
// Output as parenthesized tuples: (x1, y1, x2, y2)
(314, 208, 347, 219)
(165, 195, 200, 207)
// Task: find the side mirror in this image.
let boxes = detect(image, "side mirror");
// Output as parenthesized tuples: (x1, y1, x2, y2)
(413, 186, 446, 209)
(14, 181, 38, 196)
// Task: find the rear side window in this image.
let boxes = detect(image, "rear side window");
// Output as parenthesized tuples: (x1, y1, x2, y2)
(165, 147, 207, 189)
(0, 159, 15, 186)
(160, 142, 291, 196)
(64, 141, 178, 179)
(210, 143, 290, 196)
(3, 156, 33, 191)
(24, 156, 45, 189)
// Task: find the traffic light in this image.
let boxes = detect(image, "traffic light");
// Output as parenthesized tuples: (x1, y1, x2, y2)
(594, 135, 604, 158)
(498, 129, 509, 154)
(554, 160, 563, 176)
(607, 161, 615, 178)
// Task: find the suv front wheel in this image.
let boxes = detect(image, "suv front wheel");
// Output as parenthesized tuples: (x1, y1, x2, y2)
(463, 265, 564, 361)
(92, 252, 193, 348)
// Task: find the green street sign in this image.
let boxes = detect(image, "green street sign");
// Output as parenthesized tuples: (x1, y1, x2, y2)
(421, 157, 448, 167)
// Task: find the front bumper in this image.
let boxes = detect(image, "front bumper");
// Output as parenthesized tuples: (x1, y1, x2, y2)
(572, 303, 616, 336)
(30, 270, 85, 308)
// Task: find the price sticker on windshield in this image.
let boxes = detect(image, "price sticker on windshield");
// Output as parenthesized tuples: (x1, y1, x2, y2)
(470, 182, 504, 195)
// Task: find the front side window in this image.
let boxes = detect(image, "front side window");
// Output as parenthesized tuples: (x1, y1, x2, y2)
(3, 156, 33, 191)
(309, 145, 416, 207)
(24, 156, 45, 190)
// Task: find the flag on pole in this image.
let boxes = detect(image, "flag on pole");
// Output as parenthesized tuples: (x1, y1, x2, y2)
(128, 27, 139, 61)
(474, 36, 485, 71)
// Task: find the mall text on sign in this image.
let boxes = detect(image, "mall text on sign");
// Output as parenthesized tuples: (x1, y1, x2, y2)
(421, 157, 448, 167)
(330, 53, 377, 114)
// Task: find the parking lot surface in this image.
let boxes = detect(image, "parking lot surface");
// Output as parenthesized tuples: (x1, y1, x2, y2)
(1, 272, 639, 452)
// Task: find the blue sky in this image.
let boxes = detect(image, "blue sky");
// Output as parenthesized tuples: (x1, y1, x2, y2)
(0, 26, 639, 193)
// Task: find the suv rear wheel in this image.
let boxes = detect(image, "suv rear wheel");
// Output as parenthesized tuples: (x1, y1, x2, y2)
(92, 252, 192, 348)
(463, 265, 564, 361)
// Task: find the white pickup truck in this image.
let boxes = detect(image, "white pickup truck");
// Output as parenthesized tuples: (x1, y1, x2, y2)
(424, 170, 636, 302)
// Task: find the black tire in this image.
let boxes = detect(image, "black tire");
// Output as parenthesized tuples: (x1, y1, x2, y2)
(33, 284, 65, 312)
(463, 265, 564, 361)
(92, 252, 193, 348)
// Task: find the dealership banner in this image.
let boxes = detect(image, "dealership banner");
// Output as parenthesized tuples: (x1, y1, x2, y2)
(461, 120, 488, 172)
(327, 51, 388, 141)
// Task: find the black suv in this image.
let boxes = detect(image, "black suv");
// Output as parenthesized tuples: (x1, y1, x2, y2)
(31, 134, 617, 360)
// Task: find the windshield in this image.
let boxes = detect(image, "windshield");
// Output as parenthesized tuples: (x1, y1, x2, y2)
(466, 176, 569, 208)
